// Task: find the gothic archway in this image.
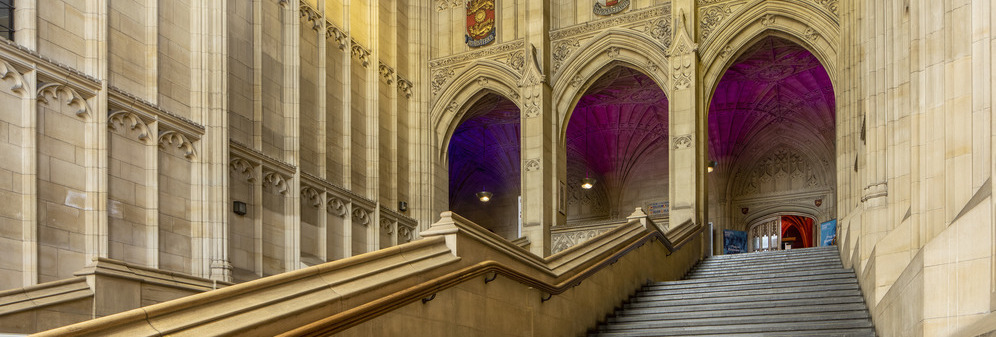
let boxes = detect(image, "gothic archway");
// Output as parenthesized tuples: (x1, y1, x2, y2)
(707, 36, 836, 255)
(446, 93, 521, 238)
(563, 66, 670, 223)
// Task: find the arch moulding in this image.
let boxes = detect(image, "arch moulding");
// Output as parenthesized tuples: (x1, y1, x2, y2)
(699, 0, 840, 105)
(430, 59, 522, 161)
(552, 28, 673, 144)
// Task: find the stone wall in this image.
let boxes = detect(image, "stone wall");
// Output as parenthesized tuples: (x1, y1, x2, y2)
(0, 0, 422, 322)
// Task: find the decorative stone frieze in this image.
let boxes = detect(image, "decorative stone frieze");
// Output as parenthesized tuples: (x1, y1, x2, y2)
(435, 0, 463, 11)
(262, 171, 289, 195)
(379, 61, 395, 85)
(0, 60, 27, 96)
(299, 3, 322, 31)
(301, 186, 322, 208)
(158, 130, 197, 159)
(700, 3, 734, 40)
(552, 40, 580, 73)
(431, 68, 455, 96)
(667, 11, 697, 91)
(229, 157, 256, 183)
(672, 134, 692, 149)
(396, 75, 413, 99)
(325, 23, 347, 49)
(352, 207, 370, 226)
(108, 111, 153, 144)
(805, 27, 820, 41)
(760, 14, 776, 27)
(524, 158, 541, 172)
(326, 195, 347, 217)
(350, 39, 371, 68)
(37, 83, 92, 119)
(429, 40, 525, 69)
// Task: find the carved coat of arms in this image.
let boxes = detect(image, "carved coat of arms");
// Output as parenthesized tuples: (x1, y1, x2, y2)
(466, 0, 496, 48)
(593, 0, 629, 15)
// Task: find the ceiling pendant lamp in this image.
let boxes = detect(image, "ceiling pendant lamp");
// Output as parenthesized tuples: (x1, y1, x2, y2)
(477, 126, 494, 203)
(476, 189, 493, 202)
(581, 111, 596, 190)
(581, 175, 596, 190)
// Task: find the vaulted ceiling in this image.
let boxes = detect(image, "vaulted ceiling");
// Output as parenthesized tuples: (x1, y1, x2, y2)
(708, 36, 835, 169)
(566, 67, 669, 214)
(447, 94, 520, 203)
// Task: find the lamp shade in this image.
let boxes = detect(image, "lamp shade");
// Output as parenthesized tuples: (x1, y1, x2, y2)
(476, 190, 493, 202)
(581, 177, 596, 189)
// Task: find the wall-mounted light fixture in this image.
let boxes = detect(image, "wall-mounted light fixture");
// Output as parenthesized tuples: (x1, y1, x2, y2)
(398, 201, 408, 212)
(707, 160, 718, 173)
(233, 201, 247, 216)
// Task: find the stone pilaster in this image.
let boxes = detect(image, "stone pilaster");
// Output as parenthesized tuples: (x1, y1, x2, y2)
(518, 0, 558, 256)
(669, 4, 704, 229)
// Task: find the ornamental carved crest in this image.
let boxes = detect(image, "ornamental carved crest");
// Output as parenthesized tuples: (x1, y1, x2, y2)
(466, 0, 496, 48)
(593, 0, 629, 16)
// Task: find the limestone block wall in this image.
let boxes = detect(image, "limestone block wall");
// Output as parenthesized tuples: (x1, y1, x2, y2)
(834, 0, 996, 335)
(0, 0, 425, 296)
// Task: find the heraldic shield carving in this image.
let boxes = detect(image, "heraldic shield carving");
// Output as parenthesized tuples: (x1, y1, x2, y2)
(466, 0, 496, 47)
(593, 0, 629, 16)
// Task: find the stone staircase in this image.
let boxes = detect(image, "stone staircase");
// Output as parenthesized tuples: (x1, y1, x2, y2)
(589, 246, 876, 336)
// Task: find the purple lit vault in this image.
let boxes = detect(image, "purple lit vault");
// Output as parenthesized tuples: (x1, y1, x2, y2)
(447, 94, 521, 236)
(565, 67, 669, 221)
(708, 37, 835, 167)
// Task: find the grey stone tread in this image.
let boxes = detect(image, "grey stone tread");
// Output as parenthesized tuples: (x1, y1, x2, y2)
(595, 319, 874, 335)
(601, 311, 871, 330)
(674, 268, 853, 283)
(688, 260, 843, 272)
(632, 283, 858, 301)
(625, 289, 862, 307)
(686, 263, 843, 278)
(622, 295, 866, 313)
(609, 303, 871, 322)
(646, 273, 856, 290)
(638, 277, 857, 295)
(590, 247, 876, 337)
(591, 327, 876, 337)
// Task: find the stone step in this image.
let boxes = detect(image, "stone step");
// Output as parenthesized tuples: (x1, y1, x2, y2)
(624, 289, 862, 308)
(646, 273, 857, 290)
(693, 256, 841, 270)
(594, 319, 874, 336)
(679, 267, 853, 282)
(620, 295, 867, 315)
(687, 262, 843, 278)
(706, 247, 838, 261)
(591, 327, 876, 337)
(608, 302, 871, 323)
(601, 310, 871, 330)
(638, 276, 857, 296)
(632, 282, 859, 302)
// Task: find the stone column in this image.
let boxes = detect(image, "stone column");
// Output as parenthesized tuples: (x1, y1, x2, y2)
(669, 4, 704, 229)
(518, 0, 559, 256)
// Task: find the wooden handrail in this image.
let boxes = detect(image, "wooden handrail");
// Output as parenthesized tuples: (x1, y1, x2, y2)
(281, 220, 699, 337)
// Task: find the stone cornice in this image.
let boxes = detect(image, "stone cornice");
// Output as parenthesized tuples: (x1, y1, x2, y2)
(549, 3, 670, 41)
(229, 139, 296, 177)
(428, 39, 524, 69)
(108, 86, 205, 140)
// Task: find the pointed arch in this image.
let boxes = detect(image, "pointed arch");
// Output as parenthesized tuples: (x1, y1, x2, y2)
(551, 28, 672, 144)
(431, 59, 522, 157)
(700, 1, 839, 102)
